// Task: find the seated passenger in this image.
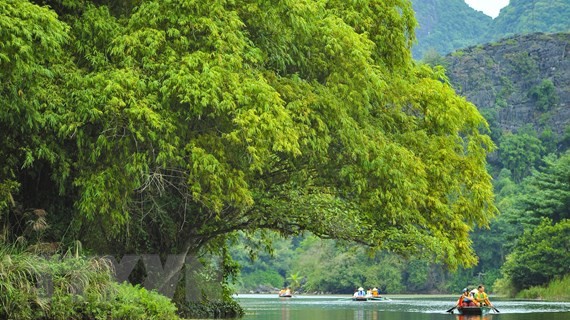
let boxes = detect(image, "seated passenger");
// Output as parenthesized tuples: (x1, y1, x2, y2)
(371, 287, 380, 297)
(456, 288, 476, 307)
(474, 285, 495, 308)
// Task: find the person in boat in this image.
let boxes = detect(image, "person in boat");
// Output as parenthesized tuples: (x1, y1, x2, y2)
(354, 287, 366, 297)
(284, 287, 291, 296)
(456, 288, 477, 307)
(371, 287, 380, 297)
(474, 285, 494, 308)
(470, 288, 478, 298)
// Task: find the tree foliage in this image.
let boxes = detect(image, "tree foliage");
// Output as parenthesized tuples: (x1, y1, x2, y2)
(521, 152, 570, 223)
(501, 219, 570, 292)
(1, 2, 496, 303)
(499, 130, 544, 182)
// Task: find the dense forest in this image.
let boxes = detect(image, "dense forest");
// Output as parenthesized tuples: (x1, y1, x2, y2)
(234, 33, 570, 299)
(412, 0, 570, 58)
(0, 0, 500, 318)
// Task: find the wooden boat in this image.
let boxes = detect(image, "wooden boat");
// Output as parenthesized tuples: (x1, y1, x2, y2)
(457, 306, 492, 315)
(352, 296, 368, 301)
(367, 296, 390, 301)
(351, 296, 389, 301)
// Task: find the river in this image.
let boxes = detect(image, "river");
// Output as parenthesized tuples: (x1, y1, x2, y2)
(232, 294, 570, 320)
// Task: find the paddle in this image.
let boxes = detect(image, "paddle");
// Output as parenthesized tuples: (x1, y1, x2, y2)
(492, 306, 500, 313)
(445, 306, 457, 313)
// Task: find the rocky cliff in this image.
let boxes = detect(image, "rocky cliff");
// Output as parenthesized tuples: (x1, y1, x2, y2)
(446, 33, 570, 136)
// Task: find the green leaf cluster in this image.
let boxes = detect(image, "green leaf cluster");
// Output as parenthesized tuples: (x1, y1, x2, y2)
(501, 219, 570, 292)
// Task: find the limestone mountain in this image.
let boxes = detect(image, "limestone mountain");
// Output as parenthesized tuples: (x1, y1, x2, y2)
(445, 33, 570, 143)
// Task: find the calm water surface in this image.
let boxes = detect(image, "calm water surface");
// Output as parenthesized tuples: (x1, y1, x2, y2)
(233, 294, 570, 320)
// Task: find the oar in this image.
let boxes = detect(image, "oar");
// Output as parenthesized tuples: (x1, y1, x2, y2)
(492, 306, 500, 313)
(445, 306, 457, 313)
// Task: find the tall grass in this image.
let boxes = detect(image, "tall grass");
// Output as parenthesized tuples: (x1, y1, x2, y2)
(0, 245, 181, 319)
(0, 246, 42, 319)
(516, 275, 570, 301)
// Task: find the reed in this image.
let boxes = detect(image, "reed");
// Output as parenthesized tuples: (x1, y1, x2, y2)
(516, 275, 570, 301)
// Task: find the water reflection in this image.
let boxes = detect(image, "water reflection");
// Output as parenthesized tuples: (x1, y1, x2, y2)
(456, 315, 494, 320)
(280, 300, 290, 320)
(353, 309, 380, 320)
(354, 309, 364, 320)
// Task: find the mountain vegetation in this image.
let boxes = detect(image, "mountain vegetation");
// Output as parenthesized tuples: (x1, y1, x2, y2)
(490, 0, 570, 39)
(412, 0, 570, 59)
(0, 0, 499, 317)
(411, 0, 491, 58)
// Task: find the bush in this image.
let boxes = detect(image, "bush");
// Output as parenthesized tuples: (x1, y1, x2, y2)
(516, 274, 570, 301)
(529, 79, 558, 111)
(240, 269, 284, 291)
(111, 283, 179, 320)
(178, 298, 244, 319)
(0, 246, 181, 319)
(492, 276, 516, 298)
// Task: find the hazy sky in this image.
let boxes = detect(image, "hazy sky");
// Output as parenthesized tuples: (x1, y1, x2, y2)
(464, 0, 510, 18)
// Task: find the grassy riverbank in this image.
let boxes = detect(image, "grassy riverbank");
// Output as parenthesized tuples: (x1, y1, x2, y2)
(0, 245, 245, 319)
(516, 275, 570, 301)
(0, 246, 180, 319)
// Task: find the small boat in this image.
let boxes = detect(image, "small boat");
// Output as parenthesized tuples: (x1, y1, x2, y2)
(458, 306, 492, 315)
(367, 296, 390, 301)
(278, 294, 293, 298)
(352, 296, 368, 301)
(351, 296, 389, 301)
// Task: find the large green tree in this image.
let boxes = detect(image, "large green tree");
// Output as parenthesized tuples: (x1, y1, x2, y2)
(1, 0, 495, 299)
(501, 219, 570, 292)
(498, 130, 544, 182)
(521, 153, 570, 223)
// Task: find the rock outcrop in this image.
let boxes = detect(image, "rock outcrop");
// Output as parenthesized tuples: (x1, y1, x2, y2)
(446, 33, 570, 136)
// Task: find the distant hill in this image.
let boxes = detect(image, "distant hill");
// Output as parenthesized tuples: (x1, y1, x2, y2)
(411, 0, 491, 58)
(412, 0, 570, 59)
(491, 0, 570, 40)
(445, 33, 570, 138)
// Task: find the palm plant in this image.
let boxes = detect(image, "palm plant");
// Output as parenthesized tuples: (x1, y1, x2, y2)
(286, 272, 303, 293)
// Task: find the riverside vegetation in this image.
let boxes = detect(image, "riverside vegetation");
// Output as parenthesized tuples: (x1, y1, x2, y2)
(1, 0, 567, 319)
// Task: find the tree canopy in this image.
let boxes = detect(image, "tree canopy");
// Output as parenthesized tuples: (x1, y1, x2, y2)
(1, 0, 495, 286)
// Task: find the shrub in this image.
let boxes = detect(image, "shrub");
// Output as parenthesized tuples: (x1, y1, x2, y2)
(529, 79, 558, 111)
(111, 283, 179, 320)
(0, 246, 181, 319)
(178, 298, 244, 319)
